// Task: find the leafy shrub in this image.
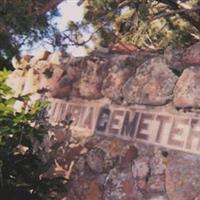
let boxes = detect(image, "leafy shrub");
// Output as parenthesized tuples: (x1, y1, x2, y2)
(0, 69, 66, 200)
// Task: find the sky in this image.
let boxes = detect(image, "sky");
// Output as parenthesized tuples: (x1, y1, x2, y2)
(22, 0, 92, 57)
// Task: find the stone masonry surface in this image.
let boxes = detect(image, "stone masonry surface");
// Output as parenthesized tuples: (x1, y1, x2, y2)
(7, 42, 200, 200)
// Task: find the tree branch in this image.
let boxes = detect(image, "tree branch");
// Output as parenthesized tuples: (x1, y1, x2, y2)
(151, 6, 200, 21)
(157, 0, 200, 31)
(63, 25, 104, 46)
(27, 0, 64, 16)
(38, 0, 64, 15)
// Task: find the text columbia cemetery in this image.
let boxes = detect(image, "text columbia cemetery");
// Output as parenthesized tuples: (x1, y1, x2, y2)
(48, 99, 200, 155)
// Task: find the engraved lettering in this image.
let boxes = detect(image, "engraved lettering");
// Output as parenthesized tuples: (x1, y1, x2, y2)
(95, 107, 111, 132)
(68, 104, 83, 126)
(83, 107, 95, 130)
(108, 110, 125, 135)
(155, 115, 173, 144)
(121, 111, 140, 138)
(136, 113, 154, 141)
(186, 118, 200, 151)
(168, 118, 190, 148)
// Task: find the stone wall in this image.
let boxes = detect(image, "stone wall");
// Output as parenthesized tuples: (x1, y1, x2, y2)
(6, 42, 200, 200)
(8, 42, 200, 109)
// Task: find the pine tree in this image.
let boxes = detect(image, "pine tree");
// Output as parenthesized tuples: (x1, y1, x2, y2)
(73, 0, 200, 50)
(0, 0, 63, 69)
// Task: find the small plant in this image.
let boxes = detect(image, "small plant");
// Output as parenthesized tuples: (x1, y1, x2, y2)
(0, 69, 67, 200)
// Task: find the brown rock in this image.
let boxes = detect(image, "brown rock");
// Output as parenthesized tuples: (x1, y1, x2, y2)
(147, 175, 165, 193)
(86, 139, 123, 173)
(119, 145, 138, 168)
(109, 53, 156, 70)
(60, 57, 83, 97)
(38, 64, 64, 93)
(79, 57, 108, 99)
(86, 148, 105, 173)
(50, 75, 72, 98)
(84, 136, 102, 150)
(85, 179, 103, 200)
(182, 42, 200, 65)
(164, 46, 184, 73)
(68, 177, 102, 200)
(174, 67, 200, 108)
(104, 168, 144, 200)
(65, 65, 81, 82)
(102, 56, 134, 102)
(165, 152, 200, 200)
(123, 57, 177, 105)
(95, 138, 125, 160)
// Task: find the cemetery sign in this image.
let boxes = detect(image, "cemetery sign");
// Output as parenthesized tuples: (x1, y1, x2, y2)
(47, 99, 200, 155)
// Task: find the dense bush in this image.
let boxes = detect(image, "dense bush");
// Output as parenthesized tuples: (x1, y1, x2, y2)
(0, 69, 66, 200)
(0, 0, 61, 69)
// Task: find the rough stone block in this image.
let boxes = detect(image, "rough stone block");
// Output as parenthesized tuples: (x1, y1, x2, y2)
(174, 66, 200, 108)
(123, 57, 177, 106)
(182, 42, 200, 65)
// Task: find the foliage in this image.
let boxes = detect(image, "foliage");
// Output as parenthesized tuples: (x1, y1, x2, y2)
(67, 0, 200, 50)
(2, 0, 200, 69)
(0, 69, 66, 200)
(0, 0, 61, 69)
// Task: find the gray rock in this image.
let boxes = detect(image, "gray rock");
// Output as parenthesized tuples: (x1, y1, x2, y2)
(79, 57, 108, 99)
(147, 175, 165, 193)
(123, 57, 177, 105)
(132, 156, 150, 179)
(166, 152, 200, 200)
(102, 65, 132, 102)
(104, 168, 144, 200)
(119, 145, 138, 169)
(182, 42, 200, 65)
(164, 46, 184, 73)
(149, 149, 166, 176)
(86, 149, 105, 173)
(61, 57, 83, 97)
(174, 66, 200, 108)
